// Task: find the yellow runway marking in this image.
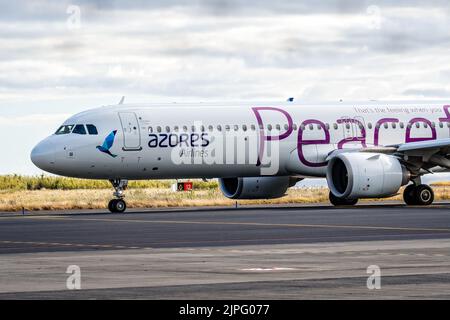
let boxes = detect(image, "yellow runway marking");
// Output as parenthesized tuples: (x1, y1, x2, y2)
(0, 240, 144, 250)
(24, 215, 450, 233)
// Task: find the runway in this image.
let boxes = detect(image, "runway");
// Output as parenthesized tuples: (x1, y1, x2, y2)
(0, 203, 450, 299)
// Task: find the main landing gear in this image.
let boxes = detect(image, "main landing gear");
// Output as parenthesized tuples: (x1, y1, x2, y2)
(329, 191, 358, 206)
(403, 183, 434, 206)
(108, 179, 128, 213)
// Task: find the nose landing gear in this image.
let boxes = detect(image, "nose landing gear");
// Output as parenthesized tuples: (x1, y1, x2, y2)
(108, 179, 128, 213)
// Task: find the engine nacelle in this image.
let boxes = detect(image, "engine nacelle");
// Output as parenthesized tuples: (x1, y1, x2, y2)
(219, 176, 297, 199)
(326, 152, 409, 199)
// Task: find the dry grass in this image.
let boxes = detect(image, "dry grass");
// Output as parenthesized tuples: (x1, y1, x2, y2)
(431, 181, 450, 187)
(1, 185, 449, 212)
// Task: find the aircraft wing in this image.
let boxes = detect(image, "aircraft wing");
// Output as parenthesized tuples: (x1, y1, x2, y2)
(393, 138, 450, 152)
(327, 138, 450, 172)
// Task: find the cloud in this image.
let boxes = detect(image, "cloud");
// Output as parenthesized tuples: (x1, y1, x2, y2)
(2, 1, 450, 173)
(0, 113, 71, 125)
(403, 88, 450, 98)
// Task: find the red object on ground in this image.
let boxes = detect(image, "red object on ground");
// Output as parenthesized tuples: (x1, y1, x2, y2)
(177, 182, 193, 191)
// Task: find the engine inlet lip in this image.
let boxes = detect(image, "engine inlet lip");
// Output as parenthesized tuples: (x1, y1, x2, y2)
(219, 177, 243, 199)
(326, 155, 354, 199)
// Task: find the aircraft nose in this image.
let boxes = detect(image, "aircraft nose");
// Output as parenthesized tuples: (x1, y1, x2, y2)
(31, 139, 56, 172)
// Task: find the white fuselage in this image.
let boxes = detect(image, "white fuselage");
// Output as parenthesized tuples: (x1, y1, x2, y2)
(31, 102, 450, 180)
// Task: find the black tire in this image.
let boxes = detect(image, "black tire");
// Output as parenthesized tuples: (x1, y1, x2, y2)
(403, 184, 417, 205)
(108, 199, 127, 213)
(114, 199, 127, 213)
(108, 199, 117, 213)
(415, 185, 434, 206)
(345, 198, 359, 206)
(329, 191, 358, 206)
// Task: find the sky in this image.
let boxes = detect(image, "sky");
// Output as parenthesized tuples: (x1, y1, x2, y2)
(1, 0, 450, 182)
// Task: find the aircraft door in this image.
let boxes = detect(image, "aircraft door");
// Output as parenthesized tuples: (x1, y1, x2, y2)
(118, 112, 142, 151)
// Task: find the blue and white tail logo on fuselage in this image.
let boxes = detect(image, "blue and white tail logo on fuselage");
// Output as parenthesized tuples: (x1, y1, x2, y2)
(96, 130, 118, 158)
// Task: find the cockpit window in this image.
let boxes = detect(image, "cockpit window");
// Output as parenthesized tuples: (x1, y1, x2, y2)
(72, 124, 87, 135)
(86, 124, 98, 135)
(55, 125, 74, 135)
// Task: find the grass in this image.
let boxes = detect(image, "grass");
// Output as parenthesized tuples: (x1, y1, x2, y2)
(0, 175, 449, 212)
(0, 187, 330, 212)
(0, 185, 449, 212)
(0, 175, 218, 191)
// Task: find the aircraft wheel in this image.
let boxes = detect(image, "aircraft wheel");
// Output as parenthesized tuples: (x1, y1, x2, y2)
(403, 184, 417, 205)
(415, 185, 434, 206)
(108, 199, 127, 213)
(329, 191, 358, 206)
(108, 199, 116, 213)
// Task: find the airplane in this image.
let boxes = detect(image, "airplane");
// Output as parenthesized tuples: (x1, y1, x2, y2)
(31, 100, 450, 213)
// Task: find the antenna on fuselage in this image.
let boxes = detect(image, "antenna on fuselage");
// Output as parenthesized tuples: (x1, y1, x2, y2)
(118, 96, 125, 105)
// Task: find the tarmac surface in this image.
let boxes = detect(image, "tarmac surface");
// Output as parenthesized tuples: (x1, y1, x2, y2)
(0, 203, 449, 299)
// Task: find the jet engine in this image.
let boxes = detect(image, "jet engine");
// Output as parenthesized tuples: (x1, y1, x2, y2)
(219, 176, 298, 199)
(326, 152, 410, 199)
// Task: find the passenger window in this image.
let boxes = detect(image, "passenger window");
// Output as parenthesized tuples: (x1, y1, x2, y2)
(157, 126, 162, 133)
(208, 125, 213, 132)
(293, 124, 297, 131)
(86, 124, 98, 135)
(217, 125, 222, 131)
(148, 127, 153, 133)
(309, 124, 314, 130)
(439, 122, 444, 128)
(367, 123, 372, 129)
(392, 123, 396, 129)
(415, 123, 420, 128)
(333, 123, 338, 130)
(72, 124, 87, 135)
(267, 124, 272, 131)
(276, 124, 281, 131)
(242, 125, 247, 131)
(399, 122, 404, 129)
(251, 124, 256, 131)
(166, 126, 170, 133)
(383, 123, 388, 129)
(55, 125, 74, 135)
